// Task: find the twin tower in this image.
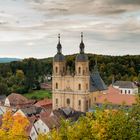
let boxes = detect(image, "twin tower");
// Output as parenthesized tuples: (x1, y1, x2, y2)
(52, 33, 107, 112)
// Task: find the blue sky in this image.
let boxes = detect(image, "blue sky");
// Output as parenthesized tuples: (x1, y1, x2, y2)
(0, 0, 140, 58)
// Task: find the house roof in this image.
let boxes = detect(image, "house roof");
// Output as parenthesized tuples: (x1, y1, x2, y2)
(26, 116, 37, 136)
(35, 98, 52, 107)
(20, 106, 43, 116)
(113, 81, 137, 88)
(40, 113, 60, 129)
(53, 108, 85, 122)
(6, 93, 34, 107)
(90, 64, 107, 92)
(96, 85, 136, 106)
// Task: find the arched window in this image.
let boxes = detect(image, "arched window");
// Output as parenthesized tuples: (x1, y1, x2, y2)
(78, 84, 81, 90)
(78, 67, 81, 74)
(56, 83, 58, 89)
(86, 84, 88, 90)
(78, 100, 81, 106)
(86, 100, 88, 111)
(67, 98, 70, 105)
(56, 98, 58, 104)
(55, 67, 58, 73)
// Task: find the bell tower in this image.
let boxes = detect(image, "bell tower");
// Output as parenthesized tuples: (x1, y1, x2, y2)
(75, 32, 89, 76)
(53, 34, 66, 76)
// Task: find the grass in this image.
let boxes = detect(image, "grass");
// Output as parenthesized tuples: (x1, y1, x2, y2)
(23, 90, 52, 100)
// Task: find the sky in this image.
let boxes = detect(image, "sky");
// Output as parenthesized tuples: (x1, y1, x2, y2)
(0, 0, 140, 58)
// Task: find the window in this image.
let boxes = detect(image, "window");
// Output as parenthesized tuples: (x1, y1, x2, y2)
(86, 100, 88, 111)
(55, 67, 58, 73)
(78, 100, 81, 106)
(56, 98, 58, 104)
(94, 97, 96, 102)
(44, 129, 46, 133)
(121, 90, 123, 93)
(78, 84, 81, 90)
(67, 98, 70, 105)
(78, 67, 81, 74)
(86, 84, 88, 90)
(125, 90, 127, 94)
(128, 90, 131, 94)
(56, 83, 58, 89)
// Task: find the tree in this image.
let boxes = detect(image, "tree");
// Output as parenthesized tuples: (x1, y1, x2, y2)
(38, 103, 140, 140)
(0, 111, 29, 140)
(0, 82, 9, 95)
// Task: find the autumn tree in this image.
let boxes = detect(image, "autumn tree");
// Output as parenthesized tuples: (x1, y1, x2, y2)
(38, 104, 140, 140)
(0, 111, 29, 140)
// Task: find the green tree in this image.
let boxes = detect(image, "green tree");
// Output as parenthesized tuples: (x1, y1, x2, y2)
(0, 83, 9, 95)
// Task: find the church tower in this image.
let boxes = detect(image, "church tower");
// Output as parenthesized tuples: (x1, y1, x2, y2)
(75, 33, 90, 92)
(52, 34, 66, 110)
(52, 33, 107, 112)
(53, 34, 66, 76)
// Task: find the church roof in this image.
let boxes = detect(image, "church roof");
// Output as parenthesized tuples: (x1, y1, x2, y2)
(76, 53, 88, 62)
(54, 53, 65, 62)
(89, 63, 107, 92)
(76, 32, 88, 62)
(54, 34, 65, 62)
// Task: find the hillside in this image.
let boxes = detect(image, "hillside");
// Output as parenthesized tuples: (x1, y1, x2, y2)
(0, 58, 21, 63)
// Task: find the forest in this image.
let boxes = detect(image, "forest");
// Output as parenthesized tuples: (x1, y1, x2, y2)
(0, 54, 139, 95)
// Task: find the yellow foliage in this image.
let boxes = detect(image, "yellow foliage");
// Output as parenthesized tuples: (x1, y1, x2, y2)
(0, 111, 29, 140)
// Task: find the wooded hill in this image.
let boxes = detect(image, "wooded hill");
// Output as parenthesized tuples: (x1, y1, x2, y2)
(0, 54, 139, 95)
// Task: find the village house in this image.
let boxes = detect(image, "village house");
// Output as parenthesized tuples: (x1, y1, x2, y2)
(95, 85, 136, 106)
(113, 81, 138, 95)
(4, 93, 35, 108)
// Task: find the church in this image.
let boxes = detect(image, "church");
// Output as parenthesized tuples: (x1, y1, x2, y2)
(52, 33, 107, 112)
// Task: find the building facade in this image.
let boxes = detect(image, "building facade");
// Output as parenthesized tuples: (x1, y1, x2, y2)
(52, 33, 107, 112)
(113, 81, 138, 95)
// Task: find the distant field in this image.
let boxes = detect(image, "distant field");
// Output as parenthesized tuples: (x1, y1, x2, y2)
(23, 90, 52, 100)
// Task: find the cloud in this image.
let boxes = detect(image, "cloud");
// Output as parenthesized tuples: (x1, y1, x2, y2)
(27, 0, 140, 16)
(0, 0, 139, 58)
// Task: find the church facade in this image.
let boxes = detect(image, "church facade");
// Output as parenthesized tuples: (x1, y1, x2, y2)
(52, 33, 107, 112)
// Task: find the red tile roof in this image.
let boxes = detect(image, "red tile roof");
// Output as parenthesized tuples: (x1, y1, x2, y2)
(96, 85, 137, 106)
(35, 98, 52, 107)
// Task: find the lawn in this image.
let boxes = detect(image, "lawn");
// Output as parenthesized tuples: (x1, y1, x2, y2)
(23, 90, 52, 100)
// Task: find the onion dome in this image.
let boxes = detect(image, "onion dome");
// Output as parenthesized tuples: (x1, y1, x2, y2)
(54, 34, 65, 62)
(76, 32, 88, 62)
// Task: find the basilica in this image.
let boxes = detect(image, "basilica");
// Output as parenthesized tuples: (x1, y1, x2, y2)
(52, 33, 107, 112)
